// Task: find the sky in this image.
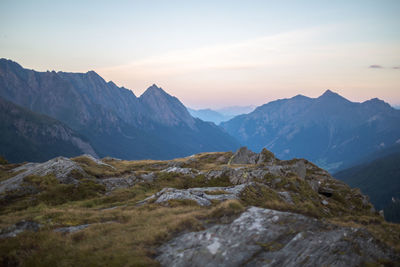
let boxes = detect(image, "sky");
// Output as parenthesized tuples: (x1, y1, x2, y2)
(1, 0, 399, 108)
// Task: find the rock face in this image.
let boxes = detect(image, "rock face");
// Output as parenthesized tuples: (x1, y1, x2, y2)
(0, 157, 84, 193)
(157, 207, 399, 266)
(0, 59, 240, 162)
(138, 184, 250, 206)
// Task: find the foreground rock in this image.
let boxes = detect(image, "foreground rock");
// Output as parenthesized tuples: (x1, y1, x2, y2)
(0, 221, 41, 238)
(138, 184, 251, 206)
(0, 157, 84, 193)
(157, 207, 399, 266)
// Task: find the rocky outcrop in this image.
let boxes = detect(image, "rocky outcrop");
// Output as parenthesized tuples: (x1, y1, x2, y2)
(229, 147, 259, 164)
(54, 224, 90, 234)
(228, 147, 276, 165)
(0, 221, 41, 238)
(81, 154, 115, 169)
(138, 184, 251, 206)
(161, 167, 198, 177)
(100, 176, 136, 192)
(0, 157, 84, 193)
(157, 207, 399, 266)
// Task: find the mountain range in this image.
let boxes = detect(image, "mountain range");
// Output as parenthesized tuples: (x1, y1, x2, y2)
(188, 105, 255, 125)
(0, 59, 239, 162)
(221, 90, 400, 172)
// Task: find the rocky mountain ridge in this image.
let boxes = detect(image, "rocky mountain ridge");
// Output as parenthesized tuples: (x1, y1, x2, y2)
(0, 147, 399, 265)
(0, 58, 239, 161)
(221, 90, 400, 172)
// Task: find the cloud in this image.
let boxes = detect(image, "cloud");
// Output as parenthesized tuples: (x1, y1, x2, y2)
(368, 64, 383, 69)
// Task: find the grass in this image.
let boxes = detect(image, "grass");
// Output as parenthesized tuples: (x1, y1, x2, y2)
(1, 152, 399, 265)
(0, 199, 245, 266)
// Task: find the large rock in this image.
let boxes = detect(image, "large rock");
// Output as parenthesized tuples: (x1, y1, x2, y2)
(157, 207, 399, 266)
(0, 157, 84, 193)
(137, 184, 251, 206)
(100, 176, 136, 192)
(229, 147, 259, 165)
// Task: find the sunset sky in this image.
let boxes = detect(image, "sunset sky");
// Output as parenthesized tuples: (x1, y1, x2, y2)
(1, 0, 399, 108)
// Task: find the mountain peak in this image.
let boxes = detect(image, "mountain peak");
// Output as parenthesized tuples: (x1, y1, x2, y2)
(317, 89, 350, 103)
(321, 89, 337, 97)
(141, 84, 169, 98)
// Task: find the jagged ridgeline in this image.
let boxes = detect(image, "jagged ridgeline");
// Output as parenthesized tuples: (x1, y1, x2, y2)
(0, 148, 399, 266)
(0, 58, 240, 162)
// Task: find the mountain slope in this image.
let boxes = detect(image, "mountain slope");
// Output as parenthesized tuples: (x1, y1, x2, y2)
(0, 97, 97, 162)
(0, 59, 240, 161)
(221, 90, 400, 171)
(334, 146, 400, 222)
(0, 148, 399, 265)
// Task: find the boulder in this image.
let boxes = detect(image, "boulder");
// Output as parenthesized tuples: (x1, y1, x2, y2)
(229, 147, 259, 165)
(157, 207, 399, 266)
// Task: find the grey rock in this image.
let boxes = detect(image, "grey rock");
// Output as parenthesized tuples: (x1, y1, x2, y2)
(229, 147, 259, 165)
(161, 167, 197, 177)
(167, 161, 184, 168)
(140, 172, 156, 182)
(0, 220, 41, 238)
(278, 191, 293, 204)
(81, 154, 116, 169)
(322, 200, 329, 205)
(138, 184, 251, 206)
(157, 207, 399, 267)
(0, 157, 84, 193)
(54, 224, 90, 234)
(100, 176, 136, 191)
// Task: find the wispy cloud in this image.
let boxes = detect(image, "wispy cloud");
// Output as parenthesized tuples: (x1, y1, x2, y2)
(369, 64, 383, 69)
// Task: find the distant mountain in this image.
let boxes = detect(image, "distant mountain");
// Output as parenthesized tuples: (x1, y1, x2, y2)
(334, 146, 400, 222)
(216, 105, 256, 117)
(221, 90, 400, 172)
(0, 96, 97, 163)
(188, 105, 256, 125)
(188, 108, 230, 124)
(0, 59, 240, 161)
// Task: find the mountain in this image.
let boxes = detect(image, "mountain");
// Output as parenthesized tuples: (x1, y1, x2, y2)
(221, 90, 400, 172)
(188, 105, 256, 125)
(1, 148, 399, 265)
(0, 59, 240, 161)
(0, 96, 97, 163)
(334, 145, 400, 222)
(216, 105, 256, 117)
(188, 108, 230, 124)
